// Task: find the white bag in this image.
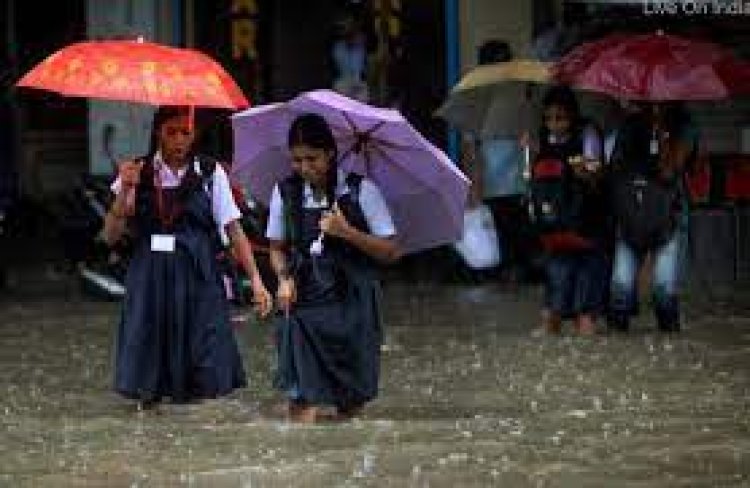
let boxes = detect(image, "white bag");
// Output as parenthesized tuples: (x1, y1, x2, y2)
(453, 204, 501, 270)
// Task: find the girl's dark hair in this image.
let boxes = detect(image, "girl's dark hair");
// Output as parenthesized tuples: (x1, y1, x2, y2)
(288, 113, 339, 208)
(147, 105, 195, 159)
(542, 85, 580, 123)
(539, 85, 582, 146)
(478, 40, 512, 65)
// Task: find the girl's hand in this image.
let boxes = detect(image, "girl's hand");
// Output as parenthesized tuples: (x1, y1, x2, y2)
(118, 160, 143, 191)
(519, 131, 537, 152)
(277, 277, 297, 316)
(319, 203, 352, 239)
(251, 277, 273, 318)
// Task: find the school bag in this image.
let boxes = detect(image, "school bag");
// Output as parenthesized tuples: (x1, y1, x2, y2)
(527, 155, 592, 252)
(610, 168, 681, 252)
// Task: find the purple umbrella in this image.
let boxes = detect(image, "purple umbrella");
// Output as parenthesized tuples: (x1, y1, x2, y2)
(231, 89, 470, 254)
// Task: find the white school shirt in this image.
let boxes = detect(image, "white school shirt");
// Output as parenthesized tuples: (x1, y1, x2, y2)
(265, 170, 396, 242)
(111, 152, 241, 244)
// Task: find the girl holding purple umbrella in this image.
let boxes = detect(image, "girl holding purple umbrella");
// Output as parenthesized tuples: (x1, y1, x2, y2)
(266, 113, 401, 423)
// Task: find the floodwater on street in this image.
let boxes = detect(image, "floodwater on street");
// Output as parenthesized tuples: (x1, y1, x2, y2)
(0, 280, 748, 487)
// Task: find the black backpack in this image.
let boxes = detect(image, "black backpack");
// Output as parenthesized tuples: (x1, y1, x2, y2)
(528, 156, 585, 235)
(610, 170, 681, 252)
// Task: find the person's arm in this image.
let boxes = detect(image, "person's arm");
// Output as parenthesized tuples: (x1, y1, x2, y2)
(102, 190, 131, 245)
(102, 160, 142, 245)
(572, 124, 604, 186)
(264, 185, 296, 314)
(461, 137, 482, 207)
(269, 240, 296, 314)
(659, 130, 695, 181)
(208, 165, 272, 316)
(226, 221, 272, 317)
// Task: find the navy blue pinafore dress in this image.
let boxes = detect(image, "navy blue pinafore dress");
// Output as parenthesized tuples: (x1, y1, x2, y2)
(275, 177, 383, 410)
(114, 160, 245, 403)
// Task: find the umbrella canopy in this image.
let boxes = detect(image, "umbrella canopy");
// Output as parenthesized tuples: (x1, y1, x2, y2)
(435, 60, 552, 138)
(553, 32, 750, 101)
(16, 39, 249, 109)
(231, 89, 470, 255)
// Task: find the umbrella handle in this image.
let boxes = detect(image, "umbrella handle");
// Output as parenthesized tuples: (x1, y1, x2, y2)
(523, 145, 531, 181)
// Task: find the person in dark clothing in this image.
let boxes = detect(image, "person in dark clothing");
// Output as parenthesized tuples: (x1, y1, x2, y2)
(266, 113, 400, 423)
(102, 106, 272, 409)
(529, 86, 609, 335)
(607, 102, 697, 333)
(461, 40, 535, 282)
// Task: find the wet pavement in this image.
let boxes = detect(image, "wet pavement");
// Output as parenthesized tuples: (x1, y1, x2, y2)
(0, 278, 749, 487)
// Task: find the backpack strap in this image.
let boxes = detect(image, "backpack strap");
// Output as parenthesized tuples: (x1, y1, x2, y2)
(195, 155, 218, 192)
(279, 172, 364, 245)
(345, 172, 363, 202)
(278, 175, 304, 245)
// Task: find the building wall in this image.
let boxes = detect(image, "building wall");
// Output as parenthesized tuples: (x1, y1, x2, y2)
(86, 0, 178, 175)
(458, 0, 534, 72)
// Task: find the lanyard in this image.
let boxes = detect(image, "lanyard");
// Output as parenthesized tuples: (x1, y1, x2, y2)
(154, 165, 183, 229)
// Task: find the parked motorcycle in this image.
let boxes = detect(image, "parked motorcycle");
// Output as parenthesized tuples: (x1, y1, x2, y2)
(55, 174, 127, 300)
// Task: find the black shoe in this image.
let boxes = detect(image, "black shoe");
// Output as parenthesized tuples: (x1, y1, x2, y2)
(136, 391, 162, 411)
(607, 313, 630, 333)
(655, 307, 680, 333)
(657, 320, 681, 333)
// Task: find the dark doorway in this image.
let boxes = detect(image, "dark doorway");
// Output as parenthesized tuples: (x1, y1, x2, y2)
(9, 0, 87, 198)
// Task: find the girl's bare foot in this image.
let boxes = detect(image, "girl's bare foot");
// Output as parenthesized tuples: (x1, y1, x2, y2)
(288, 402, 318, 423)
(541, 309, 562, 335)
(575, 314, 596, 336)
(336, 404, 364, 421)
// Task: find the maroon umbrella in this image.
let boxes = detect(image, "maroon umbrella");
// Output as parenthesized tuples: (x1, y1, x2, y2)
(553, 32, 750, 101)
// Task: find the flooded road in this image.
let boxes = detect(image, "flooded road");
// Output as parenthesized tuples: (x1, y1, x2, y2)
(0, 282, 748, 487)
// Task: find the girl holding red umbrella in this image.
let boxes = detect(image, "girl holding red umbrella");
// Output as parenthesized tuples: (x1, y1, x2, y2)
(103, 106, 272, 408)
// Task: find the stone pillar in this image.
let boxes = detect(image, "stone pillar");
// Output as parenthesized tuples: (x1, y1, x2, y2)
(85, 0, 179, 174)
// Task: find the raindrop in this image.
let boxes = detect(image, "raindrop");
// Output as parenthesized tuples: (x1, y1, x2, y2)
(592, 397, 603, 412)
(568, 410, 587, 419)
(362, 452, 375, 475)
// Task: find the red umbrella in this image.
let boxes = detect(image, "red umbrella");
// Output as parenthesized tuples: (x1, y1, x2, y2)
(16, 38, 249, 109)
(553, 32, 750, 101)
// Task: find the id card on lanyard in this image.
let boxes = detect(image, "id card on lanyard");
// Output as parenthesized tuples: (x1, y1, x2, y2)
(151, 234, 176, 252)
(152, 163, 181, 253)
